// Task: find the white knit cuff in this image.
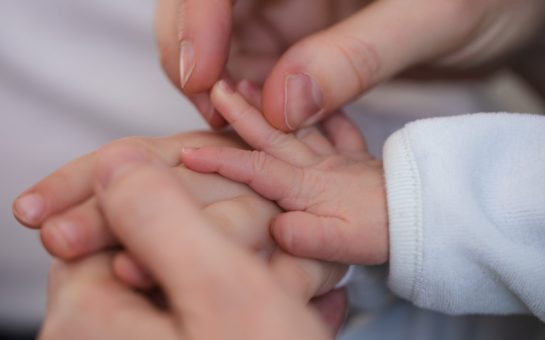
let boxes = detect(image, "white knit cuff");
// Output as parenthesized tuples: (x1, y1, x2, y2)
(383, 128, 424, 301)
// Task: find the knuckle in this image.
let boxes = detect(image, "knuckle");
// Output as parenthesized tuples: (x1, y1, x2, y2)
(281, 168, 308, 208)
(110, 136, 148, 149)
(263, 130, 290, 150)
(289, 169, 305, 199)
(96, 137, 150, 162)
(98, 136, 141, 153)
(42, 170, 73, 202)
(169, 130, 243, 150)
(328, 33, 382, 92)
(170, 130, 211, 144)
(250, 150, 269, 177)
(230, 101, 255, 127)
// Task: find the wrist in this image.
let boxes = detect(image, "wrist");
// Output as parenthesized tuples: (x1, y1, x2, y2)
(358, 159, 389, 265)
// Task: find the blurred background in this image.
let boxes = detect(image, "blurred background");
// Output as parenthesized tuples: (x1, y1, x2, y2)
(1, 1, 204, 338)
(1, 1, 543, 339)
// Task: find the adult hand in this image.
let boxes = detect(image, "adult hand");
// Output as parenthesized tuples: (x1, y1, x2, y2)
(13, 131, 348, 331)
(13, 131, 255, 258)
(39, 147, 333, 340)
(13, 131, 346, 303)
(157, 0, 545, 130)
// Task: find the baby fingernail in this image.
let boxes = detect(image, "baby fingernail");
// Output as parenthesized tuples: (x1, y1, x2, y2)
(13, 193, 45, 225)
(181, 147, 198, 154)
(217, 79, 235, 95)
(180, 40, 195, 88)
(284, 73, 324, 130)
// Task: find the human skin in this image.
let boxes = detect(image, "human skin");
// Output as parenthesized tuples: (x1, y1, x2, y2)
(38, 147, 335, 340)
(182, 80, 388, 265)
(156, 0, 545, 131)
(12, 130, 347, 328)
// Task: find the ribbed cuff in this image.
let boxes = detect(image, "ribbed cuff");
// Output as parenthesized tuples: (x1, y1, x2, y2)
(383, 128, 424, 301)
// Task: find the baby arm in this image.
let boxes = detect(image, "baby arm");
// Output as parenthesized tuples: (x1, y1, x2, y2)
(181, 80, 389, 265)
(182, 81, 545, 321)
(383, 114, 545, 320)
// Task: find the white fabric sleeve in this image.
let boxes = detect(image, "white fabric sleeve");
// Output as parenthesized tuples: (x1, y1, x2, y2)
(383, 113, 545, 321)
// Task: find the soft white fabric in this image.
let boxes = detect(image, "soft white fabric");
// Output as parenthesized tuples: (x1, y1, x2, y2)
(384, 113, 545, 320)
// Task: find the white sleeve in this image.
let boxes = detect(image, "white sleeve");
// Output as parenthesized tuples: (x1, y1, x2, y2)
(383, 113, 545, 321)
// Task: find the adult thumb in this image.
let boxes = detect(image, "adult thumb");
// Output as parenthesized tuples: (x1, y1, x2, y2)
(93, 144, 253, 309)
(92, 144, 332, 340)
(261, 0, 478, 131)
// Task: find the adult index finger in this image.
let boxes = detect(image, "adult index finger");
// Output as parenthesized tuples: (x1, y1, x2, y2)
(157, 0, 234, 93)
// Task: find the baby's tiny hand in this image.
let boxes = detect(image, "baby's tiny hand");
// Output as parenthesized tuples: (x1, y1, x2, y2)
(182, 80, 388, 265)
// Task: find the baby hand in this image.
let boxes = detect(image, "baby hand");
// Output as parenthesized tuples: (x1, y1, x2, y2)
(182, 80, 388, 265)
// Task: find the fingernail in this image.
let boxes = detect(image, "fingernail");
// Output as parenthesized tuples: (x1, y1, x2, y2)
(284, 73, 324, 130)
(217, 79, 235, 94)
(98, 152, 148, 189)
(237, 79, 257, 95)
(180, 41, 195, 88)
(237, 79, 261, 107)
(13, 193, 45, 224)
(181, 147, 198, 155)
